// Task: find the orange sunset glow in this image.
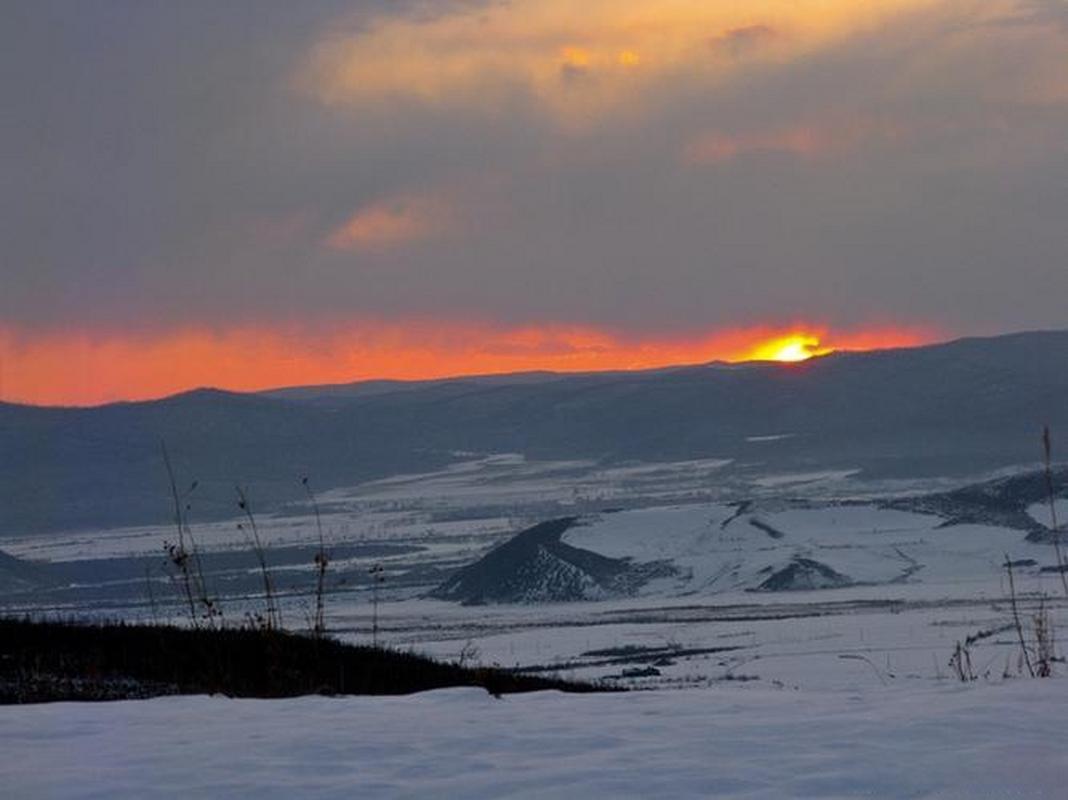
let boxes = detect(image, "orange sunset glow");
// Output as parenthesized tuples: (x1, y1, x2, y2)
(0, 323, 936, 407)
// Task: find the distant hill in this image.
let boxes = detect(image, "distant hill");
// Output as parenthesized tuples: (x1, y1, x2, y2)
(260, 371, 569, 405)
(3, 329, 1068, 536)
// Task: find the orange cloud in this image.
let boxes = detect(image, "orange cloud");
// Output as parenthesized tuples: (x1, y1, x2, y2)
(300, 0, 940, 126)
(0, 322, 938, 407)
(326, 194, 450, 251)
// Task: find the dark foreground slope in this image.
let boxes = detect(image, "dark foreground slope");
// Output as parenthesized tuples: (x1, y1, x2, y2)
(0, 618, 605, 704)
(4, 329, 1068, 535)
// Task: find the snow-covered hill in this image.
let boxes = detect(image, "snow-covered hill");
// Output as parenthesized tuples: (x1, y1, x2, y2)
(428, 475, 1065, 604)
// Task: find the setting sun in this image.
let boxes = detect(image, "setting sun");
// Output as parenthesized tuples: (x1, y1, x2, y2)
(746, 334, 833, 363)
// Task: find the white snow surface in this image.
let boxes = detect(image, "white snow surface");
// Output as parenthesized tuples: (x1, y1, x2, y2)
(1027, 498, 1068, 529)
(560, 502, 1035, 596)
(3, 682, 1066, 799)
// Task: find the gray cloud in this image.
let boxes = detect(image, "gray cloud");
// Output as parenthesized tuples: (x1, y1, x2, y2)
(995, 0, 1068, 31)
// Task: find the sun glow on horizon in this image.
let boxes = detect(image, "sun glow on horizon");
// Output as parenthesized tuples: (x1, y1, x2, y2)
(746, 334, 834, 363)
(0, 322, 935, 406)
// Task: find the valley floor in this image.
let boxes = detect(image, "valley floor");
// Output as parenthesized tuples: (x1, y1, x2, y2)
(3, 680, 1065, 799)
(5, 455, 1067, 692)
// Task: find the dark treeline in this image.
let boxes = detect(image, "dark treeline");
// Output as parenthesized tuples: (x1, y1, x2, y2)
(0, 617, 609, 704)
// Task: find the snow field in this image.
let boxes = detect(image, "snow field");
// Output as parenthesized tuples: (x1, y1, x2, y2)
(3, 681, 1066, 799)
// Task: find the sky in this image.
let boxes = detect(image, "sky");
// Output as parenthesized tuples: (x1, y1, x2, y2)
(2, 0, 1067, 405)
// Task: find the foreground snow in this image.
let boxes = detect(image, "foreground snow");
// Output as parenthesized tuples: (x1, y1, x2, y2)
(3, 682, 1066, 798)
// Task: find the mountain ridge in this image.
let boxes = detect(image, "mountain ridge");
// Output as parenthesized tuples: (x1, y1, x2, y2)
(2, 328, 1068, 536)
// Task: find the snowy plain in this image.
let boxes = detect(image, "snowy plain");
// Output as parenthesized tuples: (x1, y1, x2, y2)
(4, 454, 1065, 692)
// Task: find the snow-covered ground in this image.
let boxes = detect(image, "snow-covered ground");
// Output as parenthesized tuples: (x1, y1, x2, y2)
(4, 455, 1064, 692)
(3, 681, 1066, 799)
(559, 502, 1059, 599)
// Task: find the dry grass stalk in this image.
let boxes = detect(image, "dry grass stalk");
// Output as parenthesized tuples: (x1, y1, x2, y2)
(1003, 553, 1036, 678)
(1033, 598, 1055, 678)
(161, 442, 217, 627)
(236, 486, 279, 631)
(302, 476, 329, 638)
(949, 640, 976, 682)
(1042, 426, 1068, 597)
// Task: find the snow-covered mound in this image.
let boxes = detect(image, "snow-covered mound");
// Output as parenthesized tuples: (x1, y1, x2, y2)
(754, 557, 852, 591)
(429, 518, 675, 604)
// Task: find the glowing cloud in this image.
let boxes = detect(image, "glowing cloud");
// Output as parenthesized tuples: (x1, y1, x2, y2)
(326, 194, 451, 252)
(0, 323, 937, 407)
(300, 0, 940, 125)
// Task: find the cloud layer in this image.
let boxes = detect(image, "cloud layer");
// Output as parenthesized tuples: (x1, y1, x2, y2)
(2, 1, 1067, 401)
